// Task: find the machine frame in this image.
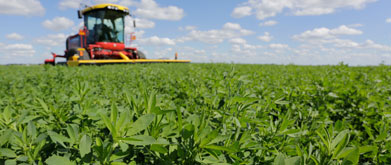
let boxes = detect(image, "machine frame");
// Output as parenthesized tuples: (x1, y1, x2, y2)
(44, 4, 190, 66)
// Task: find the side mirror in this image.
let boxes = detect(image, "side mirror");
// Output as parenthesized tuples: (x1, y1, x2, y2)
(78, 10, 83, 19)
(133, 20, 136, 28)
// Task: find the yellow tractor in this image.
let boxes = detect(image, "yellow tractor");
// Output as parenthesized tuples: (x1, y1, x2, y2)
(44, 4, 190, 66)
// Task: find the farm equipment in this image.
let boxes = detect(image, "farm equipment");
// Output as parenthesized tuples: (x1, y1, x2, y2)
(44, 4, 190, 66)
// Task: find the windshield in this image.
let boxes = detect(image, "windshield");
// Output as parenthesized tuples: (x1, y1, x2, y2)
(85, 10, 125, 43)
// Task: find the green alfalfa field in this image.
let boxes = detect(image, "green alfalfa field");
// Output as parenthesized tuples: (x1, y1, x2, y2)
(0, 63, 390, 164)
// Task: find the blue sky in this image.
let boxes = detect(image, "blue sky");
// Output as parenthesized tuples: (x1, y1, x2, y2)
(0, 0, 391, 65)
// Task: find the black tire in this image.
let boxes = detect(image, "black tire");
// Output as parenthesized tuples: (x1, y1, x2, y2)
(138, 51, 146, 59)
(66, 48, 77, 60)
(66, 48, 90, 60)
(44, 61, 55, 65)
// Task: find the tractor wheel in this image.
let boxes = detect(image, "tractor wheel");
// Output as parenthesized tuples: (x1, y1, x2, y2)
(66, 48, 77, 60)
(66, 48, 90, 60)
(44, 61, 55, 65)
(138, 51, 146, 59)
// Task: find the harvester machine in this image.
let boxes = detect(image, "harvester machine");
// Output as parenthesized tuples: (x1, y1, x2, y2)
(44, 4, 190, 66)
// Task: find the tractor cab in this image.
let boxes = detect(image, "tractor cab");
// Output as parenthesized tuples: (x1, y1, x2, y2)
(79, 4, 131, 52)
(83, 5, 127, 44)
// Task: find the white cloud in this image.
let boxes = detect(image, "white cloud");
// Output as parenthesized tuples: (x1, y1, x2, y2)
(72, 22, 85, 33)
(0, 0, 45, 16)
(42, 17, 75, 31)
(59, 0, 184, 21)
(179, 26, 197, 31)
(269, 43, 289, 49)
(120, 0, 137, 6)
(233, 0, 376, 20)
(348, 24, 363, 28)
(185, 26, 197, 31)
(258, 32, 273, 42)
(59, 0, 123, 9)
(223, 22, 242, 30)
(231, 42, 263, 57)
(361, 40, 391, 51)
(287, 25, 391, 65)
(386, 18, 391, 23)
(330, 25, 363, 35)
(59, 0, 83, 10)
(94, 0, 120, 4)
(177, 22, 254, 44)
(135, 0, 184, 21)
(294, 7, 335, 16)
(125, 16, 155, 29)
(6, 33, 24, 40)
(293, 25, 362, 41)
(139, 36, 175, 46)
(35, 34, 68, 47)
(229, 38, 247, 45)
(134, 18, 155, 29)
(259, 20, 278, 26)
(0, 43, 35, 61)
(292, 26, 373, 54)
(232, 6, 252, 18)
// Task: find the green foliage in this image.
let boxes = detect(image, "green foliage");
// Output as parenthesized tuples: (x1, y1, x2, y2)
(0, 64, 390, 164)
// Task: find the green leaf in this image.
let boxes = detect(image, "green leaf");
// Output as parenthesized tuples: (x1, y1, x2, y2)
(111, 162, 127, 165)
(200, 129, 218, 147)
(2, 107, 12, 121)
(182, 124, 194, 140)
(285, 156, 300, 165)
(27, 121, 37, 138)
(342, 147, 359, 165)
(66, 125, 77, 144)
(33, 139, 46, 159)
(0, 148, 17, 158)
(111, 103, 118, 126)
(278, 112, 291, 133)
(110, 152, 129, 161)
(20, 116, 38, 125)
(48, 131, 70, 148)
(275, 99, 289, 105)
(332, 130, 350, 158)
(116, 110, 129, 134)
(203, 145, 234, 153)
(120, 135, 156, 146)
(22, 126, 28, 144)
(316, 129, 330, 151)
(375, 131, 387, 142)
(45, 155, 75, 165)
(147, 91, 157, 114)
(150, 144, 168, 153)
(273, 153, 285, 165)
(331, 130, 349, 150)
(4, 159, 16, 165)
(99, 112, 116, 138)
(127, 114, 155, 136)
(336, 147, 355, 159)
(155, 137, 170, 145)
(37, 98, 49, 112)
(0, 129, 13, 146)
(119, 142, 129, 152)
(359, 145, 377, 154)
(79, 135, 92, 157)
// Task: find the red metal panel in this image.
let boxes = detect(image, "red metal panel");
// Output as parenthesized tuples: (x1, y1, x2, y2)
(95, 42, 125, 51)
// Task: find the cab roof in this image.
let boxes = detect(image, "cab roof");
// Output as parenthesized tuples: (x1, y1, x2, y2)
(82, 4, 129, 15)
